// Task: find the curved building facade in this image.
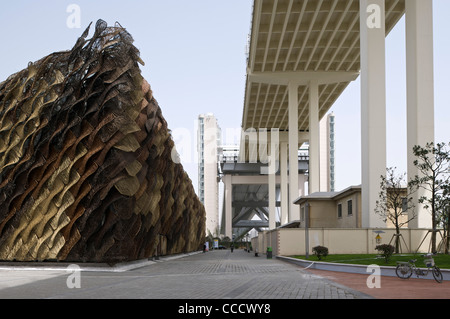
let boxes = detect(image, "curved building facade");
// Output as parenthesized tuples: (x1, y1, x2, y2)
(0, 20, 205, 263)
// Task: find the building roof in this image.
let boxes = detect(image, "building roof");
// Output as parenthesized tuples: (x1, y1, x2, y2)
(294, 185, 362, 204)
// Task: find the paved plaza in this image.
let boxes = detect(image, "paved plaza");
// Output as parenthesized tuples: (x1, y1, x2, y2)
(0, 249, 449, 304)
(0, 249, 369, 300)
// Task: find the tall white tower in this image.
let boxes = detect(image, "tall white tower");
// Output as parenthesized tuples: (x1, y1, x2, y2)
(319, 112, 336, 192)
(198, 114, 222, 237)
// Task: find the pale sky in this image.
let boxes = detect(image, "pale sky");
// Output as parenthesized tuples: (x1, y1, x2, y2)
(0, 1, 449, 194)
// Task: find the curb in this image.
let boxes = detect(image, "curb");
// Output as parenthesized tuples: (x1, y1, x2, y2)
(0, 251, 203, 273)
(277, 255, 450, 281)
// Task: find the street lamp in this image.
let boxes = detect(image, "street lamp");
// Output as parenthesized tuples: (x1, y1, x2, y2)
(246, 233, 250, 252)
(305, 202, 310, 259)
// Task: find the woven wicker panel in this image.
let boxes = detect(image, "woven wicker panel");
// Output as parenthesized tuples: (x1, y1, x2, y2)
(0, 20, 205, 263)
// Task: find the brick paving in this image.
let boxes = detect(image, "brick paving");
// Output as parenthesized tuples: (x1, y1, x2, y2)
(306, 268, 450, 299)
(0, 249, 370, 299)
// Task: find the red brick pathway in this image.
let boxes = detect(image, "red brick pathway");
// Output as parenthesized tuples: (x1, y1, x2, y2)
(305, 268, 450, 299)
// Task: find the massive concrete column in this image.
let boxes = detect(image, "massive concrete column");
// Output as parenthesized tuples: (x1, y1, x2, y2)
(268, 129, 278, 229)
(288, 82, 300, 221)
(280, 142, 288, 225)
(224, 174, 232, 238)
(309, 80, 320, 194)
(405, 0, 435, 229)
(268, 165, 276, 230)
(360, 0, 387, 228)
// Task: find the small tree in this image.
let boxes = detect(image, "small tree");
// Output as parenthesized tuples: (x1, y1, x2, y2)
(409, 142, 450, 253)
(376, 244, 394, 263)
(439, 184, 450, 253)
(375, 167, 417, 253)
(312, 246, 328, 260)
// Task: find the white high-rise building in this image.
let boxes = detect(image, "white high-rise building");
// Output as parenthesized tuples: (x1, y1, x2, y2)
(319, 112, 336, 192)
(197, 114, 222, 237)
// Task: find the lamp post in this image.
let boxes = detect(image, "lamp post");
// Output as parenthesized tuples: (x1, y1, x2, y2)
(305, 202, 310, 259)
(246, 233, 249, 252)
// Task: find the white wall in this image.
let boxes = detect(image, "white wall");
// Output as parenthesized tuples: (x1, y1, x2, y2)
(254, 228, 443, 256)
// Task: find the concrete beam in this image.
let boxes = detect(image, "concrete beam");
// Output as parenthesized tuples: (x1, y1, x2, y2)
(232, 201, 281, 207)
(234, 220, 269, 228)
(248, 71, 359, 86)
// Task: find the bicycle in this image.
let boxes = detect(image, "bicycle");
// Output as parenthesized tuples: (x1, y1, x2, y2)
(395, 253, 443, 283)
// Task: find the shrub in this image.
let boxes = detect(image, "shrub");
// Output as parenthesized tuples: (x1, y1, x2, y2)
(375, 244, 395, 263)
(312, 246, 329, 260)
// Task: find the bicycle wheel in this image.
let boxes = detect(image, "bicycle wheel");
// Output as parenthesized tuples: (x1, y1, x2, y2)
(396, 264, 412, 279)
(432, 266, 443, 283)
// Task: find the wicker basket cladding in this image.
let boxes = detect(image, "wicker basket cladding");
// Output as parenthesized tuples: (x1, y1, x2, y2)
(0, 20, 205, 262)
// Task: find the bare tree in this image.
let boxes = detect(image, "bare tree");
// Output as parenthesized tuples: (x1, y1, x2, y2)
(439, 183, 450, 253)
(409, 142, 450, 253)
(375, 167, 416, 253)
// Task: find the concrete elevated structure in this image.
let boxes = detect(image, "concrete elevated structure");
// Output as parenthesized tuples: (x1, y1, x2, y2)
(219, 147, 308, 239)
(240, 0, 435, 231)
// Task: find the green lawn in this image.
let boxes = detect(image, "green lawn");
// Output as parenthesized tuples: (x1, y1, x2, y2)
(290, 253, 450, 269)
